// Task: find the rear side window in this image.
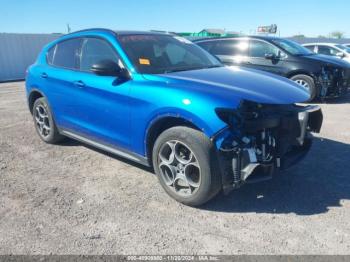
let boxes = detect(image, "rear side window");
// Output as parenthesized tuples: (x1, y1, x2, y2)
(51, 38, 82, 69)
(80, 38, 119, 72)
(211, 39, 248, 56)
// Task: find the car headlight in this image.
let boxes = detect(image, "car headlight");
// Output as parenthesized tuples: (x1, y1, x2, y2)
(215, 101, 260, 127)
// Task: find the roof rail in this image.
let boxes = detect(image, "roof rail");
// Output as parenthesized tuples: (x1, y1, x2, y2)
(193, 36, 239, 42)
(65, 28, 117, 36)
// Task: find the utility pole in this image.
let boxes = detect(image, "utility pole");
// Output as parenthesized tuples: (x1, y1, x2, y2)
(66, 23, 71, 34)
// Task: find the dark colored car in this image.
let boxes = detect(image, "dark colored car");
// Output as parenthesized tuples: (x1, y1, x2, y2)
(26, 29, 323, 206)
(194, 36, 350, 101)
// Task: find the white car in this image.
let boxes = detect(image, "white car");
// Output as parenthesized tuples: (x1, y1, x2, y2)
(303, 43, 350, 64)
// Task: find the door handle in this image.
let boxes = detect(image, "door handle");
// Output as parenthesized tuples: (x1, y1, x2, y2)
(41, 72, 48, 78)
(73, 80, 85, 88)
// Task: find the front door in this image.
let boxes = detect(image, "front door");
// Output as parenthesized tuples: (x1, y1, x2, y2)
(245, 39, 287, 76)
(68, 37, 131, 150)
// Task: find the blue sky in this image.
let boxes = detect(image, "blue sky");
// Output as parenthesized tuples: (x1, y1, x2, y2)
(1, 0, 349, 37)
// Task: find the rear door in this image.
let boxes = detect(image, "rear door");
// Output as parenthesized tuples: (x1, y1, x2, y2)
(207, 39, 250, 66)
(43, 38, 84, 129)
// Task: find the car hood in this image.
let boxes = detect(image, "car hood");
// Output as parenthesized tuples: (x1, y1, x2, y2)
(300, 54, 350, 67)
(143, 66, 310, 104)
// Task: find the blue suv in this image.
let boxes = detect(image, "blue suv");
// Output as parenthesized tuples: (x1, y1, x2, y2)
(26, 29, 323, 206)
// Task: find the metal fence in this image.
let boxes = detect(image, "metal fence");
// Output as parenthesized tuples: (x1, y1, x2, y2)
(0, 33, 61, 82)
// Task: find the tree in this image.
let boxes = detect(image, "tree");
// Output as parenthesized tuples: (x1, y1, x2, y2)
(293, 34, 305, 38)
(330, 31, 344, 39)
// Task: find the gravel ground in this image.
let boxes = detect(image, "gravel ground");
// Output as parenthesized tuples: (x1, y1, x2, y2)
(0, 81, 350, 255)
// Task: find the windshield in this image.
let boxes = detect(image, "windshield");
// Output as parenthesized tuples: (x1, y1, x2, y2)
(272, 38, 314, 56)
(335, 44, 350, 53)
(117, 34, 222, 74)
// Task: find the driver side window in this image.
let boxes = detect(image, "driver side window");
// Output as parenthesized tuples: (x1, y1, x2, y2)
(249, 40, 282, 58)
(80, 38, 121, 72)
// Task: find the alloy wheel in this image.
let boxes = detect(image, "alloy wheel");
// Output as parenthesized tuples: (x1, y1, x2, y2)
(34, 104, 51, 138)
(294, 79, 310, 92)
(158, 140, 201, 197)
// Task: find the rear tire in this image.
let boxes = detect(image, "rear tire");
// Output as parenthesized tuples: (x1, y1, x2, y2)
(32, 97, 64, 144)
(290, 74, 317, 102)
(152, 126, 221, 206)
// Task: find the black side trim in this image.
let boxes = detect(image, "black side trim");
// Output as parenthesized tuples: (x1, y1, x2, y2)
(59, 128, 150, 167)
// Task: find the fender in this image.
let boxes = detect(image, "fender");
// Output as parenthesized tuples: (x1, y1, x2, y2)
(142, 107, 227, 157)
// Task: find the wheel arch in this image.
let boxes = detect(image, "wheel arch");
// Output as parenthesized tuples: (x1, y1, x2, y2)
(28, 89, 45, 114)
(287, 71, 319, 101)
(286, 70, 316, 81)
(145, 114, 215, 166)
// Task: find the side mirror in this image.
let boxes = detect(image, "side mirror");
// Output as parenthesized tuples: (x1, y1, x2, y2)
(91, 59, 130, 79)
(265, 53, 276, 60)
(336, 52, 345, 58)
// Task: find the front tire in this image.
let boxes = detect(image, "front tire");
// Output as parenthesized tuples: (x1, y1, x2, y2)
(152, 126, 221, 206)
(32, 97, 64, 144)
(290, 74, 317, 102)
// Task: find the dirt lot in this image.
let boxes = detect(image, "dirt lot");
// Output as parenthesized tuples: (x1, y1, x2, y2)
(0, 81, 350, 255)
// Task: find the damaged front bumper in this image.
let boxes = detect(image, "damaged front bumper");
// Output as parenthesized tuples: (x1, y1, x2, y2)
(317, 67, 350, 99)
(212, 101, 323, 194)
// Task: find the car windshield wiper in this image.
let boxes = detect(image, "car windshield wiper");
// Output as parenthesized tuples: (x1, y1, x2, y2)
(202, 65, 223, 69)
(295, 53, 314, 56)
(164, 64, 223, 73)
(164, 67, 196, 73)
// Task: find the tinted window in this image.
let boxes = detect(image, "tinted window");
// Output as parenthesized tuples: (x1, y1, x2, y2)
(211, 39, 248, 56)
(118, 34, 221, 74)
(272, 38, 313, 56)
(318, 46, 339, 56)
(80, 38, 119, 72)
(249, 40, 280, 57)
(52, 38, 82, 69)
